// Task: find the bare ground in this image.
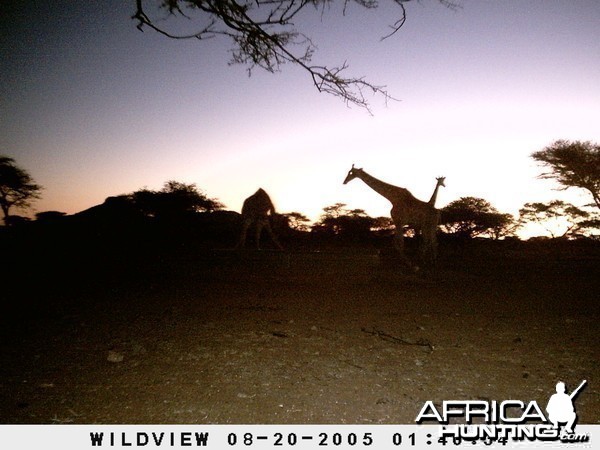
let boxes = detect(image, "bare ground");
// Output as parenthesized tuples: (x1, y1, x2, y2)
(1, 249, 598, 424)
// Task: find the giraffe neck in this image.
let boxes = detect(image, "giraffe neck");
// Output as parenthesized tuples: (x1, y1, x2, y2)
(356, 170, 408, 204)
(428, 183, 442, 206)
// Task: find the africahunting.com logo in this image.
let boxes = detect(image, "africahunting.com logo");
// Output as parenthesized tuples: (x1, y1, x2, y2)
(416, 380, 590, 445)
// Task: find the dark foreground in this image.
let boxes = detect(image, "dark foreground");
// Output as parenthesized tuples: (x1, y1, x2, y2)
(1, 243, 598, 424)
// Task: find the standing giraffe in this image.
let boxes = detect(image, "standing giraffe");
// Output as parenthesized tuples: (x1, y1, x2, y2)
(428, 176, 446, 207)
(236, 188, 283, 250)
(343, 165, 440, 267)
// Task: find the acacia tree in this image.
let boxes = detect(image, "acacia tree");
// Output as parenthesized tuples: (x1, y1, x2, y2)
(371, 216, 394, 232)
(132, 0, 456, 112)
(313, 203, 376, 241)
(519, 200, 595, 238)
(440, 197, 515, 239)
(532, 140, 600, 210)
(131, 180, 223, 219)
(282, 211, 311, 231)
(0, 156, 43, 225)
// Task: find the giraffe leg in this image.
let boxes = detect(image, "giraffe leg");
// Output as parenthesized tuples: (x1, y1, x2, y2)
(255, 220, 264, 250)
(391, 217, 413, 269)
(263, 221, 283, 250)
(236, 219, 251, 249)
(430, 232, 438, 264)
(420, 234, 434, 266)
(420, 219, 438, 267)
(393, 230, 404, 254)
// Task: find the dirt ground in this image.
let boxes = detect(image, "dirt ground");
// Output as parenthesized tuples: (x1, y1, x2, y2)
(1, 248, 598, 424)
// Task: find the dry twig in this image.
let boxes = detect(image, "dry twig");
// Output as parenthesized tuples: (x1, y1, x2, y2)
(361, 327, 434, 351)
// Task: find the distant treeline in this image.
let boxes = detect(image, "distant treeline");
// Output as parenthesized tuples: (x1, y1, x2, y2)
(2, 180, 599, 309)
(2, 179, 599, 251)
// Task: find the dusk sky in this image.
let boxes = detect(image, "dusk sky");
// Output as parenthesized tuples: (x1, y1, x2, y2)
(2, 1, 599, 235)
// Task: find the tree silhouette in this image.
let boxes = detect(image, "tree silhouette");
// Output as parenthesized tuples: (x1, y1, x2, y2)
(313, 203, 376, 241)
(131, 180, 224, 219)
(321, 203, 347, 219)
(369, 216, 395, 238)
(132, 0, 457, 112)
(532, 140, 600, 210)
(282, 211, 311, 232)
(441, 197, 515, 239)
(0, 156, 42, 225)
(519, 200, 594, 238)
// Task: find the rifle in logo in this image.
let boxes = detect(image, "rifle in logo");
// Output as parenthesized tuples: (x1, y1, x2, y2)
(546, 380, 586, 434)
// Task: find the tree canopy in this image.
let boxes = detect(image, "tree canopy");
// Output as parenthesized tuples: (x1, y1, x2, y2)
(440, 197, 515, 239)
(313, 203, 377, 241)
(519, 200, 596, 239)
(531, 140, 600, 210)
(0, 156, 42, 225)
(131, 180, 224, 219)
(282, 211, 311, 231)
(132, 0, 457, 112)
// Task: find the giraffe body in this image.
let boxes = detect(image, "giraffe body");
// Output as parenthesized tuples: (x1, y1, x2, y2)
(343, 165, 441, 267)
(236, 188, 283, 250)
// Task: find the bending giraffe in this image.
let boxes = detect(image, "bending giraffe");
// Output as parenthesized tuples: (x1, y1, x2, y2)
(343, 165, 441, 267)
(236, 188, 283, 250)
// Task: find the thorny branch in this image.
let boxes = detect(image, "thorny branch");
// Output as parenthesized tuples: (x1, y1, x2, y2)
(132, 0, 457, 112)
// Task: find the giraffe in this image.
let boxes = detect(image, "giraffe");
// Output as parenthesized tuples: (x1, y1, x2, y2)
(343, 165, 440, 267)
(428, 176, 446, 207)
(236, 188, 283, 250)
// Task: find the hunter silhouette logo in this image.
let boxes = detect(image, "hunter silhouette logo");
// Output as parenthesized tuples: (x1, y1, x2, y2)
(546, 380, 586, 434)
(416, 379, 590, 444)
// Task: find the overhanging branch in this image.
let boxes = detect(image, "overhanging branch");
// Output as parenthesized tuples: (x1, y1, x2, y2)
(132, 0, 454, 111)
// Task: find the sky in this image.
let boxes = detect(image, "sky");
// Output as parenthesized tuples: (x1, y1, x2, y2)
(1, 0, 599, 236)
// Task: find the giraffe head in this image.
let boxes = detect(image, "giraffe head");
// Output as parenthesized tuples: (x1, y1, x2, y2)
(436, 176, 446, 188)
(343, 164, 363, 184)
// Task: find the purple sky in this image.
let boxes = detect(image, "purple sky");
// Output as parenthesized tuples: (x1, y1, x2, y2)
(1, 1, 599, 235)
